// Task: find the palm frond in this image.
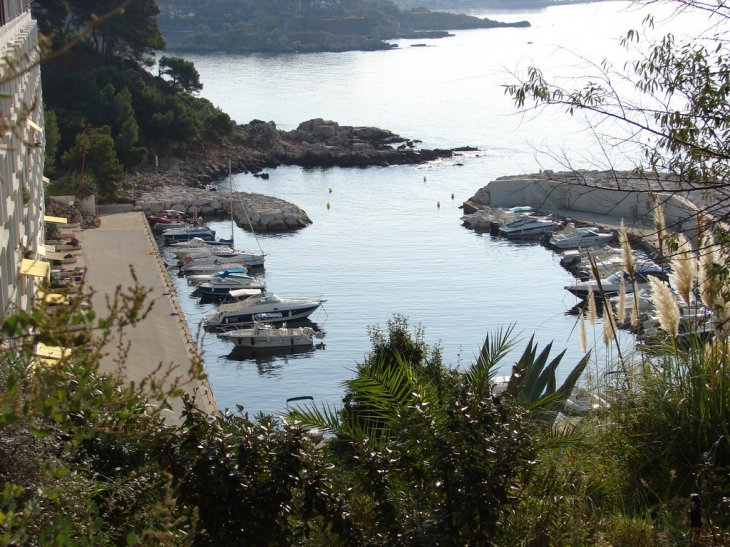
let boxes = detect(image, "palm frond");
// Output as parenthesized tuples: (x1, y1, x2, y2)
(465, 324, 518, 397)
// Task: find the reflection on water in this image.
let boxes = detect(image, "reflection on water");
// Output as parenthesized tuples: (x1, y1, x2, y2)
(221, 343, 326, 376)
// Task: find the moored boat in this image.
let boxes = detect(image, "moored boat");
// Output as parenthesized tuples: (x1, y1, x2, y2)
(203, 291, 326, 329)
(179, 257, 253, 275)
(196, 274, 266, 296)
(498, 216, 557, 238)
(218, 320, 325, 348)
(163, 226, 216, 241)
(187, 268, 250, 286)
(564, 267, 670, 300)
(545, 223, 615, 250)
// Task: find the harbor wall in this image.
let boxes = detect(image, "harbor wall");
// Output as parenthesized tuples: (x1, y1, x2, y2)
(479, 175, 700, 234)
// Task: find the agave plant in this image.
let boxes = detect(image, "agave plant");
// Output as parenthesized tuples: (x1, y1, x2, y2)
(493, 335, 591, 426)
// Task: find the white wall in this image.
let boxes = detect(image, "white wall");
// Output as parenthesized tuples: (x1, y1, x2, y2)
(0, 11, 44, 318)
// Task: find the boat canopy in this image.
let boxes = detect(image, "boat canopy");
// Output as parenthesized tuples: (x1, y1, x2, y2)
(229, 288, 263, 298)
(218, 269, 248, 278)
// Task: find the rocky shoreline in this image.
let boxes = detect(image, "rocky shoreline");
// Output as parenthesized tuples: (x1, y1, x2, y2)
(122, 118, 474, 232)
(135, 118, 460, 188)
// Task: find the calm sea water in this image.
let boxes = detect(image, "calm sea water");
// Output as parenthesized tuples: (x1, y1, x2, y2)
(163, 1, 703, 416)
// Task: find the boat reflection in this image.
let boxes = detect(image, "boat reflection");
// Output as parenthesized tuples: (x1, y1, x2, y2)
(224, 342, 326, 376)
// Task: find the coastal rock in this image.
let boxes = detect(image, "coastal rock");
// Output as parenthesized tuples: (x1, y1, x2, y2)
(125, 118, 474, 232)
(45, 198, 101, 229)
(133, 118, 462, 184)
(135, 186, 312, 232)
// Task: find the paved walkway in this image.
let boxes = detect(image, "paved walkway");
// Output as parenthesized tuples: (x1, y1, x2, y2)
(81, 211, 218, 424)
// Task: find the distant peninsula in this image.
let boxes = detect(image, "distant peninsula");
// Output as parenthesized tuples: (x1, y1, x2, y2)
(158, 0, 530, 53)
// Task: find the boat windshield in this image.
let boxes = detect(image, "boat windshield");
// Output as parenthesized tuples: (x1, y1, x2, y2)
(239, 293, 281, 307)
(605, 272, 630, 284)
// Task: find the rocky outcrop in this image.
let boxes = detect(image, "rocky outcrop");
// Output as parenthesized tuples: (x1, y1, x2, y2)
(137, 118, 459, 188)
(126, 118, 471, 233)
(45, 198, 101, 229)
(135, 186, 312, 232)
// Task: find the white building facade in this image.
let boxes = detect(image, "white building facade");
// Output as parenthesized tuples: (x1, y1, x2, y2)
(0, 1, 45, 318)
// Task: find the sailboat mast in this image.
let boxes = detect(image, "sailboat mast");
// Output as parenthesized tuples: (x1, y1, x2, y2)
(229, 160, 234, 249)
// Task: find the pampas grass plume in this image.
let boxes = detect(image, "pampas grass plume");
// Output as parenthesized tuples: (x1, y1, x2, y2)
(620, 220, 635, 278)
(631, 302, 639, 329)
(699, 233, 718, 310)
(649, 276, 680, 337)
(579, 312, 587, 353)
(588, 289, 597, 325)
(617, 279, 627, 324)
(602, 305, 615, 347)
(670, 233, 695, 308)
(654, 200, 666, 257)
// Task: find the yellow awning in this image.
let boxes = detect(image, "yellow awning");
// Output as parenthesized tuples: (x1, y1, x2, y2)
(45, 251, 66, 260)
(37, 290, 68, 305)
(37, 244, 46, 257)
(44, 215, 68, 224)
(35, 343, 71, 366)
(19, 259, 50, 279)
(28, 119, 43, 133)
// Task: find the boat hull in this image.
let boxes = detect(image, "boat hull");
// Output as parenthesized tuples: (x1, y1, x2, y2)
(223, 332, 315, 348)
(205, 304, 322, 329)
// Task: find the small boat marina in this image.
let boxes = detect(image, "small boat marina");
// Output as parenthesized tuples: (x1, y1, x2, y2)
(461, 170, 722, 347)
(148, 208, 327, 355)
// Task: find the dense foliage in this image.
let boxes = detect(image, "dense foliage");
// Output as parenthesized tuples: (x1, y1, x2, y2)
(156, 0, 529, 53)
(4, 282, 730, 545)
(31, 0, 234, 199)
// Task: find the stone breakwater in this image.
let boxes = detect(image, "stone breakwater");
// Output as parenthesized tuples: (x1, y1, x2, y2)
(135, 186, 312, 232)
(140, 118, 459, 187)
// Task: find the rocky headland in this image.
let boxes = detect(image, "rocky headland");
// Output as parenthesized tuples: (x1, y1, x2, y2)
(126, 118, 470, 232)
(136, 118, 457, 187)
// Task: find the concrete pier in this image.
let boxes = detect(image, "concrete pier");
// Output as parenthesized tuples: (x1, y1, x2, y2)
(81, 211, 218, 424)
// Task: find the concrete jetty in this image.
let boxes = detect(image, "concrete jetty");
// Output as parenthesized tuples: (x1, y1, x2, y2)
(81, 211, 218, 424)
(463, 170, 716, 248)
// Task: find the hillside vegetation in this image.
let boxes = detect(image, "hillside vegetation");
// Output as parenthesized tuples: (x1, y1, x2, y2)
(33, 0, 235, 199)
(157, 0, 530, 52)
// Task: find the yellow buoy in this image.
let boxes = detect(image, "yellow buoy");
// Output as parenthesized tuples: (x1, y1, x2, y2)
(328, 188, 332, 193)
(437, 201, 440, 208)
(327, 202, 330, 209)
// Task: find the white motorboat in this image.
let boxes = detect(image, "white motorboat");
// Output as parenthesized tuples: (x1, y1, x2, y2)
(559, 245, 622, 268)
(639, 306, 714, 341)
(180, 257, 252, 275)
(170, 238, 235, 257)
(173, 246, 238, 261)
(461, 206, 533, 230)
(162, 226, 216, 241)
(179, 251, 266, 273)
(218, 320, 325, 348)
(610, 287, 710, 326)
(203, 291, 326, 329)
(546, 223, 615, 250)
(498, 216, 557, 238)
(608, 287, 655, 317)
(197, 274, 266, 296)
(187, 268, 250, 286)
(559, 246, 657, 280)
(564, 267, 670, 300)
